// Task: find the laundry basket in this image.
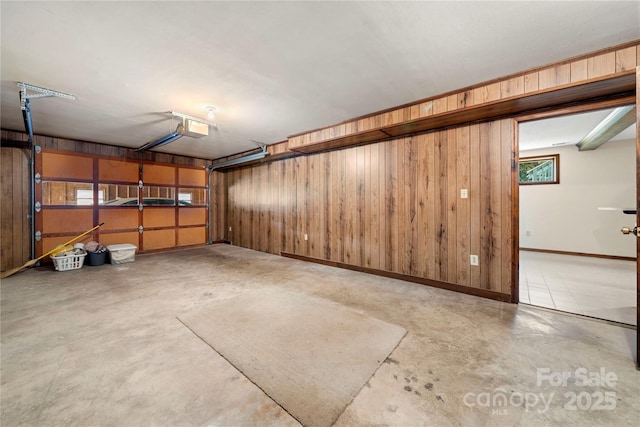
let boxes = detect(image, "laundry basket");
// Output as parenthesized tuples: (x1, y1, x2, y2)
(51, 250, 87, 271)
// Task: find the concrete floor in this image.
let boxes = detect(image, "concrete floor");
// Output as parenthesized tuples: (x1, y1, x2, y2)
(1, 244, 638, 426)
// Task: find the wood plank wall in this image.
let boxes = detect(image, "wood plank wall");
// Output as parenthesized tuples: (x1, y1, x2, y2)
(0, 146, 30, 270)
(227, 120, 515, 295)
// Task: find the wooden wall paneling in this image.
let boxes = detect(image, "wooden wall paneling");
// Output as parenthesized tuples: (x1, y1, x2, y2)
(447, 94, 458, 112)
(478, 123, 491, 289)
(98, 158, 138, 183)
(308, 154, 319, 258)
(237, 169, 246, 248)
(255, 165, 264, 252)
(376, 142, 387, 269)
(500, 76, 524, 99)
(473, 82, 501, 105)
(329, 150, 344, 262)
(456, 126, 471, 286)
(458, 90, 474, 108)
(396, 138, 406, 274)
(446, 129, 458, 281)
(417, 133, 436, 278)
(615, 45, 637, 71)
(321, 153, 331, 260)
(434, 130, 448, 281)
(524, 71, 539, 93)
(480, 121, 503, 292)
(356, 145, 366, 266)
(571, 59, 589, 83)
(538, 64, 571, 90)
(209, 171, 227, 241)
(404, 137, 418, 275)
(41, 152, 93, 180)
(503, 119, 517, 297)
(283, 158, 296, 254)
(433, 97, 448, 115)
(344, 148, 357, 265)
(385, 140, 399, 272)
(0, 148, 30, 270)
(587, 52, 616, 79)
(294, 156, 307, 255)
(364, 145, 374, 268)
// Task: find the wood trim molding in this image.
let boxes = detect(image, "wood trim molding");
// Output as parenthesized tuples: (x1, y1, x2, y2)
(281, 252, 513, 303)
(289, 71, 636, 156)
(520, 247, 636, 262)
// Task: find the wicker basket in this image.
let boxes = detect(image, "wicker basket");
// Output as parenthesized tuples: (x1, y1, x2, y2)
(51, 251, 87, 271)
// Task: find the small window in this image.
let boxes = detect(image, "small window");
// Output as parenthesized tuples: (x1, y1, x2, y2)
(140, 186, 176, 206)
(42, 181, 94, 205)
(99, 184, 139, 206)
(519, 154, 559, 185)
(178, 188, 206, 206)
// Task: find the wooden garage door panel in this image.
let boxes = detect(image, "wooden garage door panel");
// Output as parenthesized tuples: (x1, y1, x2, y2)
(144, 229, 175, 250)
(143, 208, 175, 228)
(179, 207, 206, 226)
(178, 167, 206, 186)
(42, 233, 99, 255)
(178, 227, 206, 246)
(42, 209, 93, 233)
(143, 164, 175, 185)
(99, 232, 139, 248)
(99, 159, 138, 183)
(99, 209, 139, 230)
(42, 153, 93, 180)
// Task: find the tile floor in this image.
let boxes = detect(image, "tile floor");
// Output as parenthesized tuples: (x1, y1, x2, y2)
(519, 251, 637, 325)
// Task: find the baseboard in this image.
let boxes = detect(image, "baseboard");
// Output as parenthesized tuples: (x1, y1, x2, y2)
(520, 247, 636, 262)
(280, 252, 513, 303)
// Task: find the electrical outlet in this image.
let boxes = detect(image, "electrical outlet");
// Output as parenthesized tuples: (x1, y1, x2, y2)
(304, 233, 308, 241)
(461, 189, 468, 199)
(228, 226, 232, 232)
(526, 230, 531, 237)
(470, 254, 479, 266)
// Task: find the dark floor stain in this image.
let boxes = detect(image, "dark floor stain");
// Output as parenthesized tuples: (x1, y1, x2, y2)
(425, 383, 433, 390)
(404, 377, 411, 383)
(428, 369, 433, 375)
(385, 357, 400, 365)
(436, 395, 444, 402)
(414, 390, 422, 396)
(393, 374, 398, 380)
(411, 376, 418, 382)
(404, 385, 413, 392)
(365, 382, 371, 388)
(386, 404, 398, 413)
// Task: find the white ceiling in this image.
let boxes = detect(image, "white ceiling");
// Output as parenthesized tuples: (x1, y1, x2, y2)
(2, 1, 639, 160)
(519, 107, 636, 152)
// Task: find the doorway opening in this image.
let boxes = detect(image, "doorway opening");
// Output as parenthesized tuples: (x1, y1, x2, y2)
(517, 105, 637, 326)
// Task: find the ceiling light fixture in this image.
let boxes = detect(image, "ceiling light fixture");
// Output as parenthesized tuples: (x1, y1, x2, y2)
(204, 106, 216, 120)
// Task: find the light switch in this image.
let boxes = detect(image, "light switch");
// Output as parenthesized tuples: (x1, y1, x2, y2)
(470, 255, 479, 266)
(461, 189, 468, 199)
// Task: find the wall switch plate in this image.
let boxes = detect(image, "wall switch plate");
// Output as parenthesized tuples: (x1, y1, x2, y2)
(304, 233, 308, 241)
(461, 189, 468, 199)
(470, 254, 479, 266)
(526, 230, 531, 236)
(228, 226, 232, 232)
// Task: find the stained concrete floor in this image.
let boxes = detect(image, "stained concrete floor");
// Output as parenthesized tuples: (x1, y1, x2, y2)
(1, 244, 638, 426)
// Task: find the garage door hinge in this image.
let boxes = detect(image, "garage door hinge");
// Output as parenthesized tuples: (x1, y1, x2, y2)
(138, 226, 144, 234)
(35, 231, 41, 241)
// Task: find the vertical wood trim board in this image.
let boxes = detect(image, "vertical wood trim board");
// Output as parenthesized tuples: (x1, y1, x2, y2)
(223, 120, 514, 296)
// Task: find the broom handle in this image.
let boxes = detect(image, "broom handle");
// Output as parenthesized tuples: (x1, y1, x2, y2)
(37, 222, 104, 261)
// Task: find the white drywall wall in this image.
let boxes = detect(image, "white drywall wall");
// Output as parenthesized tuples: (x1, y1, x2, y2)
(519, 139, 636, 258)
